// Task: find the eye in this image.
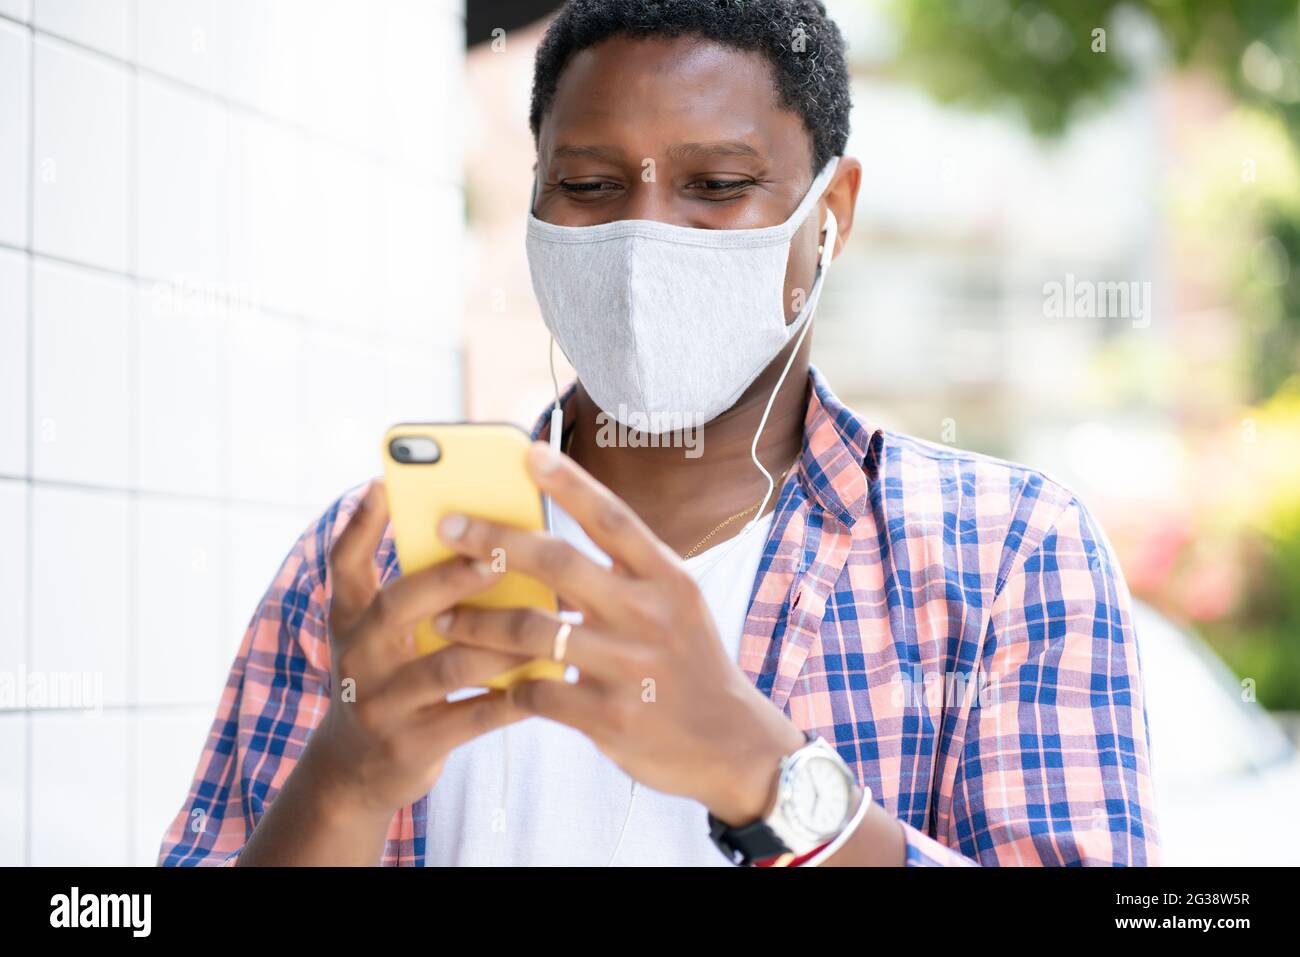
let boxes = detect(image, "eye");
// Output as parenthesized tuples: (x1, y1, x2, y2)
(686, 178, 756, 200)
(558, 180, 622, 198)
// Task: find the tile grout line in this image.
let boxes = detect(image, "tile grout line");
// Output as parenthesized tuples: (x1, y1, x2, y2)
(0, 701, 224, 717)
(0, 470, 315, 512)
(22, 0, 35, 868)
(0, 11, 458, 184)
(7, 2, 469, 865)
(0, 21, 465, 359)
(0, 239, 464, 354)
(0, 17, 466, 365)
(124, 0, 140, 865)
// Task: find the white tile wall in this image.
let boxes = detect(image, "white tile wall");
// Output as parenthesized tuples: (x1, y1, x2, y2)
(30, 484, 130, 707)
(0, 479, 26, 681)
(31, 259, 132, 486)
(135, 282, 225, 496)
(375, 0, 464, 181)
(133, 496, 226, 707)
(134, 0, 228, 94)
(221, 0, 292, 120)
(225, 308, 302, 505)
(30, 711, 131, 865)
(283, 0, 379, 151)
(225, 112, 306, 318)
(135, 74, 229, 282)
(381, 180, 465, 346)
(297, 144, 378, 330)
(386, 344, 457, 425)
(0, 0, 32, 24)
(33, 0, 134, 61)
(0, 249, 27, 475)
(0, 20, 30, 249)
(0, 714, 27, 865)
(301, 324, 386, 506)
(5, 1, 467, 864)
(32, 36, 129, 272)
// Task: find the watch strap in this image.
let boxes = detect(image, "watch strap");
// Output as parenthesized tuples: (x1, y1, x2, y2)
(756, 840, 831, 868)
(707, 812, 789, 867)
(707, 730, 818, 867)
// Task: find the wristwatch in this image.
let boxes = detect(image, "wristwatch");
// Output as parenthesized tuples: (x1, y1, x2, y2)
(708, 731, 864, 866)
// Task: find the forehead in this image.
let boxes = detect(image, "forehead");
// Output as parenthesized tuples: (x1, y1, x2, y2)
(540, 35, 812, 167)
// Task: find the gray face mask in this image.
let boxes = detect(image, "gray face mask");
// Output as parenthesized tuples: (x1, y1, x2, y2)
(526, 157, 839, 435)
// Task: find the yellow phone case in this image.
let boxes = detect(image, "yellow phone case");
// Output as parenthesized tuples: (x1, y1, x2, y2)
(381, 422, 564, 689)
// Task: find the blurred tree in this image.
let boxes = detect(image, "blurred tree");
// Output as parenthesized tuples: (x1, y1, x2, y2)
(1205, 385, 1300, 708)
(888, 0, 1300, 141)
(886, 0, 1300, 708)
(888, 0, 1300, 401)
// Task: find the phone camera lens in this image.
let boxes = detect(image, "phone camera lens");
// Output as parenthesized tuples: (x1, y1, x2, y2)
(389, 435, 439, 464)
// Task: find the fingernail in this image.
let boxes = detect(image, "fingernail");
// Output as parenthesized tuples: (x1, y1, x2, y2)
(434, 612, 452, 632)
(530, 441, 560, 474)
(472, 559, 493, 576)
(439, 513, 467, 540)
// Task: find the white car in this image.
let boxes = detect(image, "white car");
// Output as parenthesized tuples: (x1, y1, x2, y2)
(1133, 601, 1300, 865)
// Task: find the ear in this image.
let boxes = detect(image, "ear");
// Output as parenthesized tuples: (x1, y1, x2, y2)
(821, 156, 862, 258)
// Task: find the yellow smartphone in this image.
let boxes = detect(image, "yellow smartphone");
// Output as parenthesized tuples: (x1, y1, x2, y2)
(381, 422, 564, 689)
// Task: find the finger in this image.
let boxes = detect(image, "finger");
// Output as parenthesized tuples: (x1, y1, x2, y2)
(507, 677, 606, 739)
(358, 553, 493, 642)
(366, 644, 536, 733)
(436, 605, 618, 677)
(327, 481, 389, 635)
(336, 557, 498, 684)
(437, 514, 624, 623)
(410, 689, 529, 754)
(526, 441, 678, 579)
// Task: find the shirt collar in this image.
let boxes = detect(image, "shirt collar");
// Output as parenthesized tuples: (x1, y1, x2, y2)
(529, 365, 881, 528)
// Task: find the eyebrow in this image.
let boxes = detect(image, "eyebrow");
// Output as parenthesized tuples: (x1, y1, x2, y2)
(551, 143, 626, 160)
(666, 140, 761, 160)
(549, 140, 762, 162)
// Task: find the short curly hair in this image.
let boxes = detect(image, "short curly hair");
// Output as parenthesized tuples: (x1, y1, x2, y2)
(529, 0, 851, 174)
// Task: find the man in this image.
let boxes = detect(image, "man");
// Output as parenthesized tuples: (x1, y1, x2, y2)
(161, 0, 1158, 867)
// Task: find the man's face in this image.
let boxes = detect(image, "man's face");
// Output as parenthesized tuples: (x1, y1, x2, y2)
(532, 35, 842, 325)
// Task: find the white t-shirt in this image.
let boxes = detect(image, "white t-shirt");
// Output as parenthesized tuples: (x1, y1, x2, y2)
(422, 502, 775, 866)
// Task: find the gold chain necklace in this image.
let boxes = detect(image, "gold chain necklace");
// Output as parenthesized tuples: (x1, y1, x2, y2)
(681, 460, 794, 559)
(561, 426, 797, 560)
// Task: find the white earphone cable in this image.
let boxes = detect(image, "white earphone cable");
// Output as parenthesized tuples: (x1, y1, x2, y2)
(604, 779, 639, 866)
(504, 211, 837, 867)
(745, 207, 837, 532)
(606, 209, 836, 866)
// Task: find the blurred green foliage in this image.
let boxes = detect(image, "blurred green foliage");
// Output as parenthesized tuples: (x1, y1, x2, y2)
(888, 0, 1300, 402)
(888, 0, 1300, 140)
(1206, 386, 1300, 708)
(887, 0, 1300, 707)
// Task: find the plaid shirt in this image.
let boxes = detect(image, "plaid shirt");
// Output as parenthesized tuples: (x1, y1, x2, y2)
(159, 366, 1159, 866)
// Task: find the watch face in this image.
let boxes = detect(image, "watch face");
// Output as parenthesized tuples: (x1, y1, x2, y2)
(787, 754, 854, 839)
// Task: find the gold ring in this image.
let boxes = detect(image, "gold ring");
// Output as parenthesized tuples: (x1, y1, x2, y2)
(550, 621, 572, 663)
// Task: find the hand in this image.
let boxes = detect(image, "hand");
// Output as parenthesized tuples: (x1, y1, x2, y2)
(308, 480, 536, 818)
(434, 443, 806, 826)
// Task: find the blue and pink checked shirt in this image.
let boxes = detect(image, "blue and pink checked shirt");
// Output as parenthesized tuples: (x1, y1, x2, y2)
(159, 366, 1160, 866)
